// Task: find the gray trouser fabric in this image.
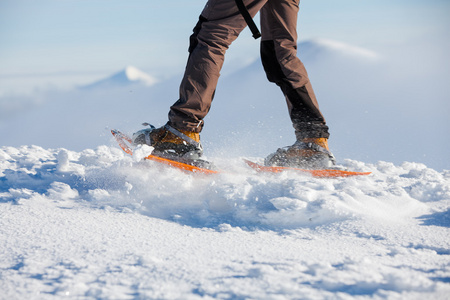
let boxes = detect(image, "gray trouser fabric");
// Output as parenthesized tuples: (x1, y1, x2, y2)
(168, 0, 329, 139)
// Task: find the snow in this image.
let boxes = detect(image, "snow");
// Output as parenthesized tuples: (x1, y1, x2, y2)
(1, 145, 449, 299)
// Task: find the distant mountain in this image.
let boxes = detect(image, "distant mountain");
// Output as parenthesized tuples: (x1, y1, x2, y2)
(224, 38, 380, 84)
(81, 66, 158, 90)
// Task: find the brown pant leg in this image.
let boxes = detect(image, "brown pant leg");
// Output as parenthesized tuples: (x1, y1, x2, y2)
(169, 0, 267, 132)
(260, 0, 329, 139)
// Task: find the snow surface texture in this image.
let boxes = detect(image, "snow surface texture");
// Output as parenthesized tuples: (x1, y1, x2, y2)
(1, 145, 449, 299)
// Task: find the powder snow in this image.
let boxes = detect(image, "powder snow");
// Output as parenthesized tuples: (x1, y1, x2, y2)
(1, 145, 449, 299)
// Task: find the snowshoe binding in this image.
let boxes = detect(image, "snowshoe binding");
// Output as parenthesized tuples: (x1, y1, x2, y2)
(265, 138, 337, 170)
(132, 123, 215, 170)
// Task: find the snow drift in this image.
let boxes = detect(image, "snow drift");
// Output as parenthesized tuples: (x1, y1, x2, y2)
(1, 145, 448, 229)
(1, 145, 449, 298)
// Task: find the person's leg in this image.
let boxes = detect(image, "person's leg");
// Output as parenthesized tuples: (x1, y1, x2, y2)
(260, 0, 329, 140)
(169, 0, 267, 133)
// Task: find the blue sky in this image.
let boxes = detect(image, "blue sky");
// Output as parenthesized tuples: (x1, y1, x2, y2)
(0, 0, 449, 83)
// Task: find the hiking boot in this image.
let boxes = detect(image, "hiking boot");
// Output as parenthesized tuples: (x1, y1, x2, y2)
(265, 138, 336, 169)
(132, 123, 203, 160)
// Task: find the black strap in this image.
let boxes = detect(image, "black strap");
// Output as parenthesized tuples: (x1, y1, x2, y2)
(234, 0, 261, 39)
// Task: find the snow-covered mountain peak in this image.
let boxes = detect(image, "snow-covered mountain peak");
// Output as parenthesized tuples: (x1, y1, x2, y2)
(81, 66, 158, 89)
(122, 65, 157, 84)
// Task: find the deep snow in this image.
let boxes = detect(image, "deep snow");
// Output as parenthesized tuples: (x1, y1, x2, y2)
(1, 145, 449, 299)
